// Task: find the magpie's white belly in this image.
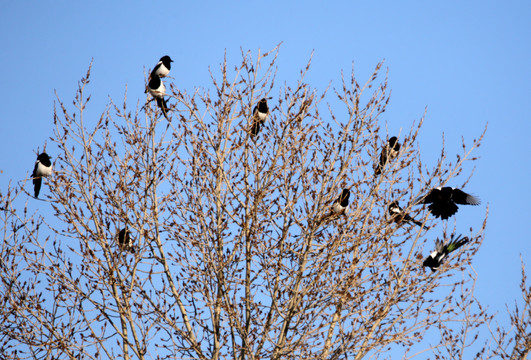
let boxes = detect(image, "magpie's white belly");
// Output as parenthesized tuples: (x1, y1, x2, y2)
(257, 111, 268, 121)
(154, 64, 170, 78)
(332, 203, 346, 215)
(35, 162, 52, 177)
(149, 82, 166, 98)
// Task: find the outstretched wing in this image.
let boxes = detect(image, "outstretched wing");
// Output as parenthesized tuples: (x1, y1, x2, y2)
(435, 238, 445, 253)
(414, 189, 436, 205)
(452, 189, 480, 205)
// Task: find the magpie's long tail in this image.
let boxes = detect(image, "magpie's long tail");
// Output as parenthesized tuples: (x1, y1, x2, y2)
(408, 216, 428, 230)
(33, 176, 42, 198)
(157, 97, 169, 120)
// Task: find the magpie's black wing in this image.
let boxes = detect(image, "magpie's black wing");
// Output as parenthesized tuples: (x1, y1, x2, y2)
(415, 188, 438, 205)
(150, 62, 162, 78)
(31, 161, 38, 179)
(452, 189, 480, 205)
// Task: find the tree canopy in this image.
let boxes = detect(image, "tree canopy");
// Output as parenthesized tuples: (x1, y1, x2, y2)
(0, 47, 528, 360)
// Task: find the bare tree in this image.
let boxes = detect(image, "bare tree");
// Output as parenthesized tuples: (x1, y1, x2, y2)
(487, 261, 531, 360)
(1, 46, 514, 360)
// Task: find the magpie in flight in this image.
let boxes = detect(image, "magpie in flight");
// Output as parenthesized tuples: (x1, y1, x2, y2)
(147, 74, 169, 119)
(250, 98, 270, 137)
(415, 187, 480, 220)
(150, 55, 173, 79)
(116, 228, 135, 253)
(374, 136, 400, 176)
(31, 152, 52, 198)
(423, 235, 469, 271)
(388, 201, 427, 229)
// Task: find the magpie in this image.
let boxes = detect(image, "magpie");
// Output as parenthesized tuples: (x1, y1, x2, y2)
(250, 98, 270, 137)
(31, 152, 52, 198)
(423, 235, 469, 271)
(331, 188, 351, 216)
(116, 228, 135, 253)
(415, 187, 480, 220)
(150, 55, 173, 78)
(147, 74, 169, 119)
(374, 136, 400, 176)
(388, 201, 427, 229)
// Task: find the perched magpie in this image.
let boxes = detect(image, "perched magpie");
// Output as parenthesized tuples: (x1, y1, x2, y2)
(150, 55, 173, 78)
(331, 188, 351, 216)
(374, 136, 400, 176)
(423, 235, 469, 271)
(116, 228, 135, 253)
(31, 153, 52, 198)
(388, 201, 427, 229)
(415, 187, 480, 220)
(250, 98, 270, 137)
(147, 74, 169, 119)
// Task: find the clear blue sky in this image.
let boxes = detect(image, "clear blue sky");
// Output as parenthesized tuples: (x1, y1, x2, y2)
(1, 0, 529, 353)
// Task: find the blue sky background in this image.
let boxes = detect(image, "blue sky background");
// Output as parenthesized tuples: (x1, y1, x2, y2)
(1, 0, 529, 354)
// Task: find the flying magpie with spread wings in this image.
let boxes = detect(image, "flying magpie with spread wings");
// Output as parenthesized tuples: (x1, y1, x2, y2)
(415, 187, 480, 220)
(423, 235, 469, 271)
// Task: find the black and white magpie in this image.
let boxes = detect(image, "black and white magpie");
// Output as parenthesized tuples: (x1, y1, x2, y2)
(331, 188, 351, 216)
(250, 97, 270, 137)
(415, 187, 480, 220)
(423, 235, 469, 271)
(147, 74, 169, 119)
(388, 201, 427, 229)
(31, 152, 52, 198)
(117, 228, 135, 253)
(374, 136, 400, 176)
(151, 55, 173, 79)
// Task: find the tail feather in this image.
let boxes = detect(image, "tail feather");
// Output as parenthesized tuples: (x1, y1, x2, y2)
(428, 202, 458, 219)
(411, 219, 428, 230)
(33, 176, 42, 198)
(404, 214, 428, 229)
(156, 97, 169, 119)
(250, 119, 262, 137)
